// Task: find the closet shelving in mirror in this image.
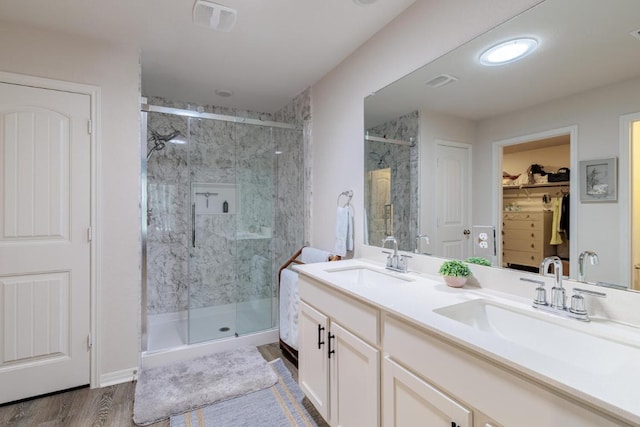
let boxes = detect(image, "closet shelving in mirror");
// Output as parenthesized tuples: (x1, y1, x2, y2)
(502, 181, 569, 189)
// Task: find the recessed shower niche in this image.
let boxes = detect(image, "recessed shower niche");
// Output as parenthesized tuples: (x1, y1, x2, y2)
(192, 182, 237, 215)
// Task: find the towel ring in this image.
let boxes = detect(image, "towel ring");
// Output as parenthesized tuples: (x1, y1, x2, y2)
(337, 190, 353, 207)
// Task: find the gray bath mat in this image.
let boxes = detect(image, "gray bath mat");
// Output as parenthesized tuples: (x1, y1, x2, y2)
(133, 345, 278, 426)
(170, 358, 321, 427)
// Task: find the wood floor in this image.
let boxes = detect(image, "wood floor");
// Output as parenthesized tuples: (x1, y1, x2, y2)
(0, 343, 328, 427)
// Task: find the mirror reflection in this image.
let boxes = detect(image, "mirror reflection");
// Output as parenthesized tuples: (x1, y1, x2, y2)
(364, 0, 640, 289)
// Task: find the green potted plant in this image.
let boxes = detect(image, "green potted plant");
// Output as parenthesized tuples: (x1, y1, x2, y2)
(465, 257, 492, 267)
(438, 259, 471, 288)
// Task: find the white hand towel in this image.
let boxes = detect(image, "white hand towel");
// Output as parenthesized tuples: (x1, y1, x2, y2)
(334, 206, 349, 256)
(301, 247, 330, 264)
(279, 269, 299, 348)
(346, 208, 354, 252)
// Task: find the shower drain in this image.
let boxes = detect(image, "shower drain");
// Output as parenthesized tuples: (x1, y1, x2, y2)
(219, 327, 230, 332)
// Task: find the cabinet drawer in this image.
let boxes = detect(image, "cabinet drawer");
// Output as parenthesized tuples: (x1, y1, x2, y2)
(502, 250, 542, 267)
(502, 238, 543, 251)
(503, 212, 543, 221)
(502, 219, 543, 231)
(299, 275, 379, 345)
(501, 228, 543, 242)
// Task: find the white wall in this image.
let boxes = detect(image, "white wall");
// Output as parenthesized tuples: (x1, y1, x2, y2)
(475, 76, 640, 284)
(310, 0, 542, 255)
(0, 22, 141, 382)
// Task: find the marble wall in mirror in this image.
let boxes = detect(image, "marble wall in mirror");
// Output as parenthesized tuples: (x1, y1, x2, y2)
(364, 0, 640, 289)
(364, 111, 419, 251)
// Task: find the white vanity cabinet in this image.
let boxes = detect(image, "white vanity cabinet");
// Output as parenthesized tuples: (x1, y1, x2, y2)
(297, 266, 635, 427)
(383, 315, 628, 427)
(298, 277, 380, 427)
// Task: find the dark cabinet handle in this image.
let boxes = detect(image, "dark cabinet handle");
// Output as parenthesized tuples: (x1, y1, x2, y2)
(317, 325, 325, 349)
(327, 332, 335, 358)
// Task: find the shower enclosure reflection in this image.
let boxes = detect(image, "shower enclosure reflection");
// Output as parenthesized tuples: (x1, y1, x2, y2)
(364, 111, 419, 252)
(142, 102, 304, 352)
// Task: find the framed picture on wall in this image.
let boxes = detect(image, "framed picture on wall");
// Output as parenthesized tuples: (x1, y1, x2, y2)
(579, 157, 617, 202)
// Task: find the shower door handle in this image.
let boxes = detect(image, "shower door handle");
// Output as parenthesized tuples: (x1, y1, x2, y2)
(191, 203, 196, 248)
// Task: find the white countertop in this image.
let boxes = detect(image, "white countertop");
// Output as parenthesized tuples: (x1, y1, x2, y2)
(294, 258, 640, 425)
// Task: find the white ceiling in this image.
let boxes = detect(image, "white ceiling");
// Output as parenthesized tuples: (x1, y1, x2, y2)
(365, 0, 640, 127)
(0, 0, 416, 113)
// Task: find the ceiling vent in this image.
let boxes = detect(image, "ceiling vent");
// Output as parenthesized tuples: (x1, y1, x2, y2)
(193, 1, 237, 32)
(630, 28, 640, 41)
(425, 74, 459, 88)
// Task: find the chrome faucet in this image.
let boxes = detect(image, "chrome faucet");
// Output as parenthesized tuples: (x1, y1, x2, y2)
(520, 255, 607, 322)
(381, 236, 411, 273)
(540, 256, 565, 309)
(578, 250, 599, 282)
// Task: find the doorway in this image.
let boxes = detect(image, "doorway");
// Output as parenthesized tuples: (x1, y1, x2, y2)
(495, 127, 577, 275)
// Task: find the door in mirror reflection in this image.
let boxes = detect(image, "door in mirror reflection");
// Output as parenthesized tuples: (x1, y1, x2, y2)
(366, 168, 391, 245)
(435, 141, 471, 259)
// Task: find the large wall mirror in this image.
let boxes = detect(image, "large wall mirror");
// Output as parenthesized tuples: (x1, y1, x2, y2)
(364, 0, 640, 290)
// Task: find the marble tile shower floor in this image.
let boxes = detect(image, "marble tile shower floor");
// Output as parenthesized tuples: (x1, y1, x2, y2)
(147, 298, 275, 352)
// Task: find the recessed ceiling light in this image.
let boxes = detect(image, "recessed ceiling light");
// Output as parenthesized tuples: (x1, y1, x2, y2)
(479, 38, 538, 66)
(214, 89, 233, 97)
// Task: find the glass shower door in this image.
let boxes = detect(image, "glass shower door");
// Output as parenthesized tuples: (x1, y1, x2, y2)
(235, 124, 276, 336)
(188, 117, 239, 344)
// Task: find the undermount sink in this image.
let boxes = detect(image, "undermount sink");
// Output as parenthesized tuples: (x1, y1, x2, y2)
(324, 265, 414, 286)
(433, 299, 639, 376)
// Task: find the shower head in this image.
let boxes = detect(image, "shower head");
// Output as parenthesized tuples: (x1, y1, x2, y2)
(146, 129, 186, 160)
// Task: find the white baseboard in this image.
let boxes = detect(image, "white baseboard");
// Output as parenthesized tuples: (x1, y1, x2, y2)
(99, 367, 139, 387)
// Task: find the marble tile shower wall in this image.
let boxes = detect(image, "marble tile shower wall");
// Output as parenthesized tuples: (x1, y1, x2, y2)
(272, 89, 310, 277)
(366, 111, 419, 251)
(146, 110, 190, 316)
(146, 93, 307, 316)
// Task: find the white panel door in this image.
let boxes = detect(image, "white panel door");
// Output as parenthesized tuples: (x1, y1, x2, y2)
(435, 142, 471, 259)
(0, 82, 91, 403)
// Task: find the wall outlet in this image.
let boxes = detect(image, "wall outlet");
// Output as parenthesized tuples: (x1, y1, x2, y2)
(472, 226, 496, 257)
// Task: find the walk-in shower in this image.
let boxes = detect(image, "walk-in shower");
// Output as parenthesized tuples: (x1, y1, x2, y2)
(140, 100, 305, 362)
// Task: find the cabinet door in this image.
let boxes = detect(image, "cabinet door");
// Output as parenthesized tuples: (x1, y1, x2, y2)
(382, 357, 472, 427)
(299, 301, 330, 421)
(330, 322, 380, 427)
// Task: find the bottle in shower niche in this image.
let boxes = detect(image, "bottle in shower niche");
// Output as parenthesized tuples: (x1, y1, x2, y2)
(223, 200, 229, 213)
